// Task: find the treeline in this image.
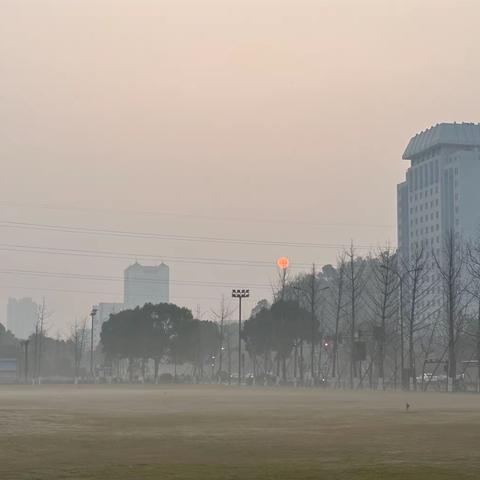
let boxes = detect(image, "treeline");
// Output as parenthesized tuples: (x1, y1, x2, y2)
(97, 231, 480, 392)
(101, 303, 221, 381)
(3, 230, 480, 391)
(0, 322, 88, 381)
(242, 232, 480, 392)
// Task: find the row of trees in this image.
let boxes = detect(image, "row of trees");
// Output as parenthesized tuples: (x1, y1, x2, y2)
(100, 303, 221, 381)
(3, 230, 480, 392)
(0, 319, 90, 382)
(240, 231, 480, 391)
(96, 228, 475, 391)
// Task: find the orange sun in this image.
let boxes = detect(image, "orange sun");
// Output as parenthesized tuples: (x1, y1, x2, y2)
(277, 257, 289, 269)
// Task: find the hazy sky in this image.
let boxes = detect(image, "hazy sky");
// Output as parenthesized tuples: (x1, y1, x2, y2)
(1, 0, 480, 334)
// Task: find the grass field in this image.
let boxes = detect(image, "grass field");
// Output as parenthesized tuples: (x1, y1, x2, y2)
(1, 385, 479, 479)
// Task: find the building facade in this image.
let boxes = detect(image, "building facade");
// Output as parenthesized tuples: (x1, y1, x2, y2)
(397, 123, 480, 391)
(123, 262, 169, 309)
(398, 123, 480, 264)
(6, 297, 38, 340)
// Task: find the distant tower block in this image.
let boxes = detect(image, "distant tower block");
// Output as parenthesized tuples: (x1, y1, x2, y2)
(398, 122, 480, 264)
(123, 262, 170, 309)
(397, 122, 480, 319)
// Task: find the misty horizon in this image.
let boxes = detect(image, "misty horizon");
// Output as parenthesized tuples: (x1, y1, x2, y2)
(2, 0, 479, 333)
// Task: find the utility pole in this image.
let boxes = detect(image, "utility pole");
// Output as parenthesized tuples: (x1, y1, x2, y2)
(232, 289, 249, 386)
(90, 307, 98, 378)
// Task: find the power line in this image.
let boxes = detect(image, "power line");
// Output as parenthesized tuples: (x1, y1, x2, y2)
(0, 283, 224, 302)
(0, 242, 325, 269)
(0, 220, 384, 249)
(0, 201, 395, 229)
(0, 267, 274, 290)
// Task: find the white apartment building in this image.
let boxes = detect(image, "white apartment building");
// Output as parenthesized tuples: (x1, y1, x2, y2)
(397, 122, 480, 315)
(398, 122, 480, 263)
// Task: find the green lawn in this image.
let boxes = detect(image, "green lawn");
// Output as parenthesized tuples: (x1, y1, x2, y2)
(0, 385, 479, 479)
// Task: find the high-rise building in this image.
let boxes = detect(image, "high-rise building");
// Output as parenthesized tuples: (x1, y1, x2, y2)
(123, 262, 169, 309)
(397, 122, 480, 264)
(6, 297, 38, 340)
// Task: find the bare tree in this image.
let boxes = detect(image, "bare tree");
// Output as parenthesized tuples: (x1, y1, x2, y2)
(329, 255, 346, 385)
(366, 247, 398, 390)
(33, 298, 48, 384)
(467, 238, 480, 392)
(307, 264, 318, 382)
(71, 317, 88, 383)
(298, 263, 328, 384)
(345, 243, 366, 389)
(433, 230, 467, 392)
(270, 266, 290, 380)
(211, 295, 234, 378)
(402, 245, 432, 391)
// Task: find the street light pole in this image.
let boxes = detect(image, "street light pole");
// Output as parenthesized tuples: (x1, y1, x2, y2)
(90, 307, 98, 378)
(232, 289, 249, 386)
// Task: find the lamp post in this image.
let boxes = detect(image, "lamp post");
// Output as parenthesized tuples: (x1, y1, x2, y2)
(90, 307, 98, 378)
(232, 289, 249, 386)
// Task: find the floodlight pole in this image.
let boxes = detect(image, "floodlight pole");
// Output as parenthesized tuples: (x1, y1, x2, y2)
(232, 289, 249, 386)
(90, 307, 98, 378)
(238, 296, 242, 385)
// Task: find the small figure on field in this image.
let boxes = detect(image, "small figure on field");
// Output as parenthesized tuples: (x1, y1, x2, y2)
(406, 403, 410, 412)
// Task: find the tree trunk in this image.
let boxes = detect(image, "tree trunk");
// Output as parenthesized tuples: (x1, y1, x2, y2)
(299, 341, 304, 384)
(154, 358, 160, 383)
